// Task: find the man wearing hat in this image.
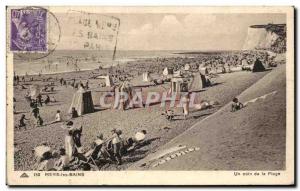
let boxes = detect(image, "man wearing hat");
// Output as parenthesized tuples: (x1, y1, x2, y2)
(111, 129, 122, 165)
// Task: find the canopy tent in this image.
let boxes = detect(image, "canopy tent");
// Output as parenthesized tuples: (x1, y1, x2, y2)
(96, 75, 113, 87)
(68, 89, 94, 116)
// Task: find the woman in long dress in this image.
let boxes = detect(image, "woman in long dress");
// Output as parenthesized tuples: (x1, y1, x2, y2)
(65, 130, 74, 161)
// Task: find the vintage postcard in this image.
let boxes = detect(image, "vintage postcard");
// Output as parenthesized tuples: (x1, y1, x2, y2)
(6, 6, 294, 185)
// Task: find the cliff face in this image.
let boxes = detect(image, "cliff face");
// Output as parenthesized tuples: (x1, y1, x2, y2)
(243, 24, 286, 53)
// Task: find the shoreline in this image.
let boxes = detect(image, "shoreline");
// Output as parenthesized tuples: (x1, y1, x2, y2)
(14, 49, 255, 77)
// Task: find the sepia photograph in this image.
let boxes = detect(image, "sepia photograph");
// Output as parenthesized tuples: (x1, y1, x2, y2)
(6, 6, 294, 185)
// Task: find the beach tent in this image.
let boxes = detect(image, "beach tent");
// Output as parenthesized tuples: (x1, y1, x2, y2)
(163, 67, 173, 76)
(184, 64, 191, 71)
(173, 70, 182, 77)
(96, 75, 113, 87)
(69, 89, 94, 116)
(252, 59, 265, 72)
(171, 76, 186, 93)
(241, 59, 249, 67)
(188, 72, 205, 92)
(29, 84, 40, 99)
(142, 72, 151, 82)
(199, 67, 209, 75)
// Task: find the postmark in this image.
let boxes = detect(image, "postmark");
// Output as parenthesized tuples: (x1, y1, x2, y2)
(10, 8, 47, 52)
(66, 10, 120, 60)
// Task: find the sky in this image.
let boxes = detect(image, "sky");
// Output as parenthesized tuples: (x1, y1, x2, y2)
(55, 13, 286, 51)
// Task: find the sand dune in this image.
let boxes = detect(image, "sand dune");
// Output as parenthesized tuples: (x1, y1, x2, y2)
(130, 65, 286, 170)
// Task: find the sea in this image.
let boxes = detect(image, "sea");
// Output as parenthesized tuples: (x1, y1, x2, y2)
(13, 49, 237, 76)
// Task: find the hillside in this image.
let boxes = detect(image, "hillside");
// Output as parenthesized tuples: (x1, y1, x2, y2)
(130, 65, 286, 170)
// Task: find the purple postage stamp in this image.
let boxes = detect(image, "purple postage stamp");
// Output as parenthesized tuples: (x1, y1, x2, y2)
(10, 9, 47, 52)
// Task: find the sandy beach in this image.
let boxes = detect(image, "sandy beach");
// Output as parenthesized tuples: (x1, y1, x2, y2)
(13, 54, 271, 170)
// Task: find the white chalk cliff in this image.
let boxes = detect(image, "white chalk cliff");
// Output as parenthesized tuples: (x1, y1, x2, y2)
(243, 24, 286, 53)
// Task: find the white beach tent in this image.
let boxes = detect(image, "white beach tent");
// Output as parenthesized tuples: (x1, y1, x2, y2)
(163, 67, 173, 76)
(96, 75, 113, 87)
(184, 64, 191, 71)
(142, 72, 151, 82)
(68, 89, 94, 116)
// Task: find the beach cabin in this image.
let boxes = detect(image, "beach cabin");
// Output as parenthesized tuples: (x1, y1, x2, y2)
(163, 67, 174, 76)
(96, 75, 113, 87)
(142, 72, 151, 82)
(171, 76, 188, 93)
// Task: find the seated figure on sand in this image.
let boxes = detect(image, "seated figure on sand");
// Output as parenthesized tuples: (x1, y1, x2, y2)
(33, 143, 56, 171)
(231, 97, 244, 112)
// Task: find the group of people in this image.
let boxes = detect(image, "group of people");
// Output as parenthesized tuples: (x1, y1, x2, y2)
(16, 93, 59, 130)
(33, 119, 148, 171)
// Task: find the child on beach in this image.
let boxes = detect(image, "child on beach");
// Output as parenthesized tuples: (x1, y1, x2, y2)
(18, 114, 29, 130)
(44, 95, 50, 105)
(71, 107, 79, 118)
(31, 105, 39, 119)
(231, 97, 244, 112)
(51, 110, 61, 124)
(36, 115, 44, 127)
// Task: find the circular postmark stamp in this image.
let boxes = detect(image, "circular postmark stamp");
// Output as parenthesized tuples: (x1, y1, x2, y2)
(10, 6, 61, 60)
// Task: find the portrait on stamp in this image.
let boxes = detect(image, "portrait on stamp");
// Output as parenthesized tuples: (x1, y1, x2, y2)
(10, 8, 47, 52)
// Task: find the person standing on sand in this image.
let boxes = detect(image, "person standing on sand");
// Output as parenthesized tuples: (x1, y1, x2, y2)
(31, 105, 39, 119)
(181, 92, 190, 120)
(37, 94, 43, 107)
(18, 114, 29, 130)
(111, 129, 122, 165)
(113, 85, 120, 110)
(36, 114, 44, 127)
(65, 129, 74, 161)
(85, 80, 89, 90)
